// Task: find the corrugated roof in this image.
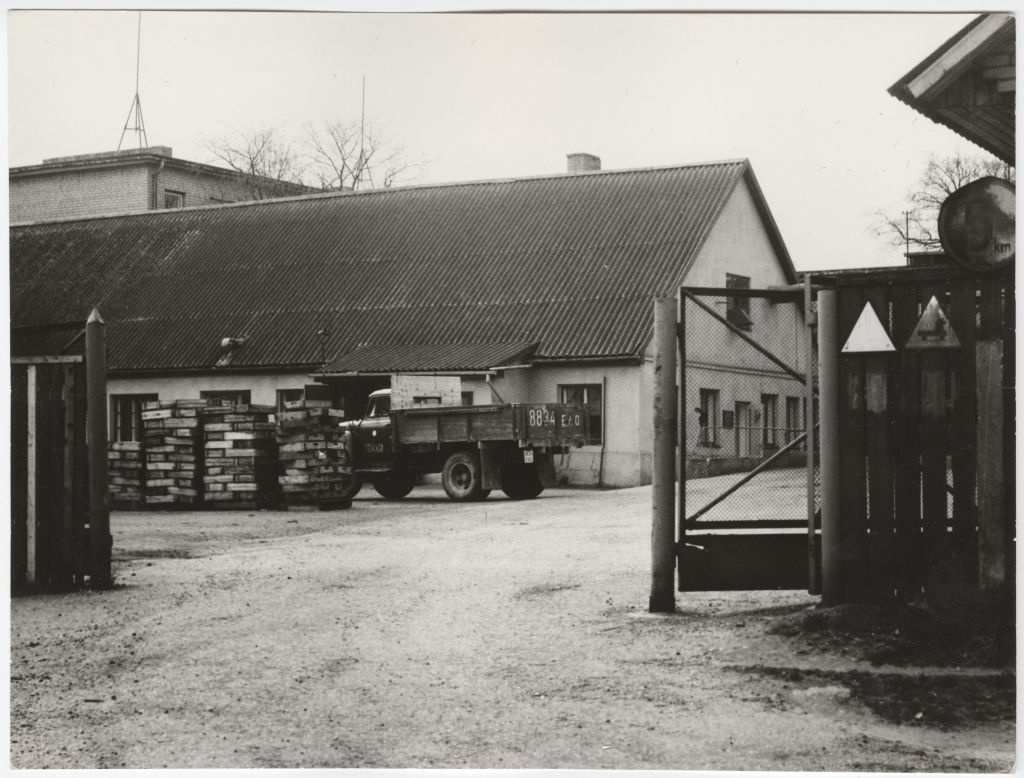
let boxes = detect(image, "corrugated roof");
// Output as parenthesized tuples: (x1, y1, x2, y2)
(10, 159, 795, 373)
(320, 341, 539, 374)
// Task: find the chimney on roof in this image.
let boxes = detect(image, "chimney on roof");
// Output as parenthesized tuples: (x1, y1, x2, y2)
(566, 153, 601, 174)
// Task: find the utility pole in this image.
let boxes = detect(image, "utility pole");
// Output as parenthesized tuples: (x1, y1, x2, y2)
(650, 296, 677, 613)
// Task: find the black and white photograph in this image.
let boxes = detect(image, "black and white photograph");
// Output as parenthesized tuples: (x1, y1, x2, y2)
(7, 3, 1016, 771)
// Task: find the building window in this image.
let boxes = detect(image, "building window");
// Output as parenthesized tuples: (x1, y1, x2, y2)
(461, 391, 474, 406)
(276, 388, 304, 411)
(200, 389, 252, 407)
(762, 393, 779, 449)
(726, 273, 753, 330)
(559, 384, 602, 444)
(164, 190, 185, 209)
(110, 393, 158, 442)
(785, 396, 803, 444)
(697, 389, 720, 446)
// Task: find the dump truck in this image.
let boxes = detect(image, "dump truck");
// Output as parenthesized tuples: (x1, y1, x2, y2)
(338, 388, 587, 501)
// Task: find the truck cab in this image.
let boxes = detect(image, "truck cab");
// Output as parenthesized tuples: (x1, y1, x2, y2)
(340, 389, 395, 470)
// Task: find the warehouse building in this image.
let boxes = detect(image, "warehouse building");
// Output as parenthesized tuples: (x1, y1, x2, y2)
(11, 155, 800, 487)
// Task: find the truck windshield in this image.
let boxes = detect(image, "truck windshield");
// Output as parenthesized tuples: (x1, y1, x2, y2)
(367, 395, 390, 417)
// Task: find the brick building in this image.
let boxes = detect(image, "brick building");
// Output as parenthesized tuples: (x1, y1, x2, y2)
(9, 146, 315, 223)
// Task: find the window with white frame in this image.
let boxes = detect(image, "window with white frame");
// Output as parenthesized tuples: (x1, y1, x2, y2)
(761, 393, 779, 449)
(200, 389, 252, 407)
(110, 393, 158, 442)
(726, 273, 753, 330)
(697, 388, 720, 446)
(276, 388, 304, 411)
(785, 396, 803, 444)
(559, 384, 602, 444)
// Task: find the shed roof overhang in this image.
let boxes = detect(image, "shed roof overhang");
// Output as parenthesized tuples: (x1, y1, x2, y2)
(316, 341, 540, 377)
(888, 13, 1016, 165)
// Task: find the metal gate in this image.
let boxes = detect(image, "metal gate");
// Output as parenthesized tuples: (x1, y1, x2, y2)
(676, 284, 818, 592)
(820, 266, 1014, 605)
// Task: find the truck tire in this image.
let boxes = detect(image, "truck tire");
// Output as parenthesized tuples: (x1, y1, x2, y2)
(337, 473, 363, 500)
(371, 471, 415, 500)
(501, 464, 544, 500)
(442, 451, 490, 501)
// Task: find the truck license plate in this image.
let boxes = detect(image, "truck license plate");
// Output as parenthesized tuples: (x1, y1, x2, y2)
(523, 450, 534, 463)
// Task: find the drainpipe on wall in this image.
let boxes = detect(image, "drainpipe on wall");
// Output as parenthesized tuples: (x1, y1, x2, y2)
(151, 159, 165, 210)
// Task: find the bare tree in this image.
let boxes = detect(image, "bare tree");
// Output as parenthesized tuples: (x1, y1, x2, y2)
(870, 152, 1014, 252)
(204, 126, 309, 199)
(303, 118, 419, 191)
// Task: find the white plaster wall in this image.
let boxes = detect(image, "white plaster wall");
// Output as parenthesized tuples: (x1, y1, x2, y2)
(524, 364, 645, 487)
(681, 178, 808, 458)
(108, 372, 312, 407)
(684, 180, 806, 376)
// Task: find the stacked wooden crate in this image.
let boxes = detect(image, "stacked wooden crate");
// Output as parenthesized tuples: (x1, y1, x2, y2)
(108, 441, 145, 509)
(202, 404, 280, 509)
(141, 400, 207, 506)
(276, 400, 353, 509)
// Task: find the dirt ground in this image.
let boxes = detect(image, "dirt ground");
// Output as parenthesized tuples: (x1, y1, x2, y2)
(9, 483, 1016, 770)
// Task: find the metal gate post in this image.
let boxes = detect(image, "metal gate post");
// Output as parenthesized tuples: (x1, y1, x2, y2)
(817, 290, 842, 604)
(650, 296, 677, 613)
(804, 276, 819, 594)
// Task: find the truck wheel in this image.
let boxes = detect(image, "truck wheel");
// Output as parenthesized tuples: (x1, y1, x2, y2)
(501, 464, 544, 500)
(337, 473, 363, 500)
(371, 471, 415, 500)
(442, 451, 488, 501)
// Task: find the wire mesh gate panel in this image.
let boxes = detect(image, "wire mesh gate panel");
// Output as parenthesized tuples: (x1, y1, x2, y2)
(828, 266, 1014, 605)
(677, 286, 818, 592)
(11, 358, 92, 590)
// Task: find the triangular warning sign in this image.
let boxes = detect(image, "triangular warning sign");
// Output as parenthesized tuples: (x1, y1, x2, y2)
(904, 296, 961, 350)
(841, 302, 896, 353)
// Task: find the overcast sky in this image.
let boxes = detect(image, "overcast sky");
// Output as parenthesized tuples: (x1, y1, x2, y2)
(6, 7, 996, 271)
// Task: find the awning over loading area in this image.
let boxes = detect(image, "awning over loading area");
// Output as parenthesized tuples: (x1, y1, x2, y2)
(317, 341, 540, 376)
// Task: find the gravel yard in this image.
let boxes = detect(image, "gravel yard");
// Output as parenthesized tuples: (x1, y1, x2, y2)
(10, 483, 1015, 770)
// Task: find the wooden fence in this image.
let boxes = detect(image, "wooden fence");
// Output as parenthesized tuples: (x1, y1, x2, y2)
(11, 312, 111, 591)
(11, 358, 90, 590)
(822, 266, 1014, 606)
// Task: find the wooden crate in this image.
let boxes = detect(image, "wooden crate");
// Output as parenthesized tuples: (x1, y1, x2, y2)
(141, 400, 207, 508)
(108, 440, 144, 509)
(276, 403, 353, 510)
(201, 403, 280, 509)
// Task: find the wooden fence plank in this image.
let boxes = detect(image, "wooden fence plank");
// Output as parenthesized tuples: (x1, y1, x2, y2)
(949, 277, 978, 586)
(918, 282, 955, 600)
(864, 284, 896, 602)
(976, 276, 1007, 590)
(999, 274, 1014, 595)
(58, 364, 78, 589)
(25, 364, 37, 585)
(892, 282, 923, 598)
(11, 365, 28, 587)
(837, 284, 869, 601)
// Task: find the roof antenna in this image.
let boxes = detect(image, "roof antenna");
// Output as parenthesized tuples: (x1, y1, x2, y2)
(353, 76, 374, 190)
(118, 12, 148, 150)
